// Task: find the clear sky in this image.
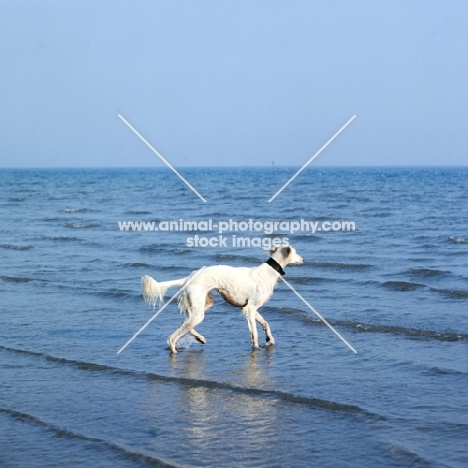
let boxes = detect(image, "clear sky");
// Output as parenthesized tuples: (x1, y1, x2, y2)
(0, 0, 466, 167)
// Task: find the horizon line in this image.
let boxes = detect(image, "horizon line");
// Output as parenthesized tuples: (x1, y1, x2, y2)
(1, 164, 467, 170)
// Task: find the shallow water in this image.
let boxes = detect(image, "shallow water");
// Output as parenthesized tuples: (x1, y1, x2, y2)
(1, 167, 467, 467)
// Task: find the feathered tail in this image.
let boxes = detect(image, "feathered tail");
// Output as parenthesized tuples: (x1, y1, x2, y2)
(141, 275, 187, 309)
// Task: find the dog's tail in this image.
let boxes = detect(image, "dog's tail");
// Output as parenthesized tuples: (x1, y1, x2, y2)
(141, 275, 187, 309)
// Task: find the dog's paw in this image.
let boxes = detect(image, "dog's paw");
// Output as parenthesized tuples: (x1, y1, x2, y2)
(167, 338, 178, 353)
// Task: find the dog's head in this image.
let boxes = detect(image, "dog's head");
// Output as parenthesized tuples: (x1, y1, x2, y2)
(269, 246, 304, 266)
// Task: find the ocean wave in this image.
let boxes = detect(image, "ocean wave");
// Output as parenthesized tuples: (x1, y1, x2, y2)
(128, 262, 152, 268)
(268, 307, 468, 342)
(288, 234, 321, 241)
(309, 262, 372, 271)
(2, 244, 32, 251)
(95, 289, 139, 301)
(125, 210, 152, 215)
(371, 212, 393, 218)
(426, 366, 468, 377)
(448, 236, 468, 244)
(381, 281, 426, 291)
(215, 253, 262, 264)
(153, 265, 189, 273)
(430, 287, 468, 299)
(358, 279, 381, 286)
(173, 249, 191, 255)
(287, 276, 335, 285)
(408, 268, 450, 277)
(49, 236, 81, 242)
(378, 280, 467, 299)
(0, 407, 180, 468)
(0, 345, 383, 421)
(272, 307, 305, 316)
(351, 322, 468, 342)
(63, 223, 98, 229)
(1, 276, 32, 283)
(386, 444, 439, 468)
(64, 207, 88, 213)
(139, 244, 171, 253)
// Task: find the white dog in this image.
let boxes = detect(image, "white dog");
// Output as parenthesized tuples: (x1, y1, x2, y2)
(141, 246, 304, 353)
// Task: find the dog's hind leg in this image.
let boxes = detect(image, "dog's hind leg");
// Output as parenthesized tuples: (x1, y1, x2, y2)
(255, 311, 275, 345)
(168, 295, 206, 353)
(187, 291, 213, 345)
(168, 312, 203, 353)
(189, 291, 214, 344)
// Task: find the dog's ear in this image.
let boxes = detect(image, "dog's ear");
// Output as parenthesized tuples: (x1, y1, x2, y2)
(282, 246, 292, 258)
(269, 246, 278, 255)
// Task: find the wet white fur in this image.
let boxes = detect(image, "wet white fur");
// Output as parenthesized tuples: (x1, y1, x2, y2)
(141, 246, 304, 353)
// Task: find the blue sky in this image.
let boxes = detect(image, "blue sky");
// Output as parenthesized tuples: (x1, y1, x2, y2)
(0, 1, 466, 167)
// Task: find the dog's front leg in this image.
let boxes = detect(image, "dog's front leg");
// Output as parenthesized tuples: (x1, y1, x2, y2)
(245, 307, 260, 349)
(189, 328, 206, 344)
(255, 311, 275, 346)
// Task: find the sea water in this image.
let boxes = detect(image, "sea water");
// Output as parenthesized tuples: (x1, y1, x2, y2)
(0, 167, 467, 467)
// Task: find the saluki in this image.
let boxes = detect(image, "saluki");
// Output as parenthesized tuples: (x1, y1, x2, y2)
(141, 246, 304, 353)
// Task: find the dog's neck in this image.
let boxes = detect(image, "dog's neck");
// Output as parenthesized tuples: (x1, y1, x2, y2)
(265, 257, 285, 276)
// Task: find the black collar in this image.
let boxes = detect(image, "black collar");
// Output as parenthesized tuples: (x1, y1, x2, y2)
(265, 257, 285, 276)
